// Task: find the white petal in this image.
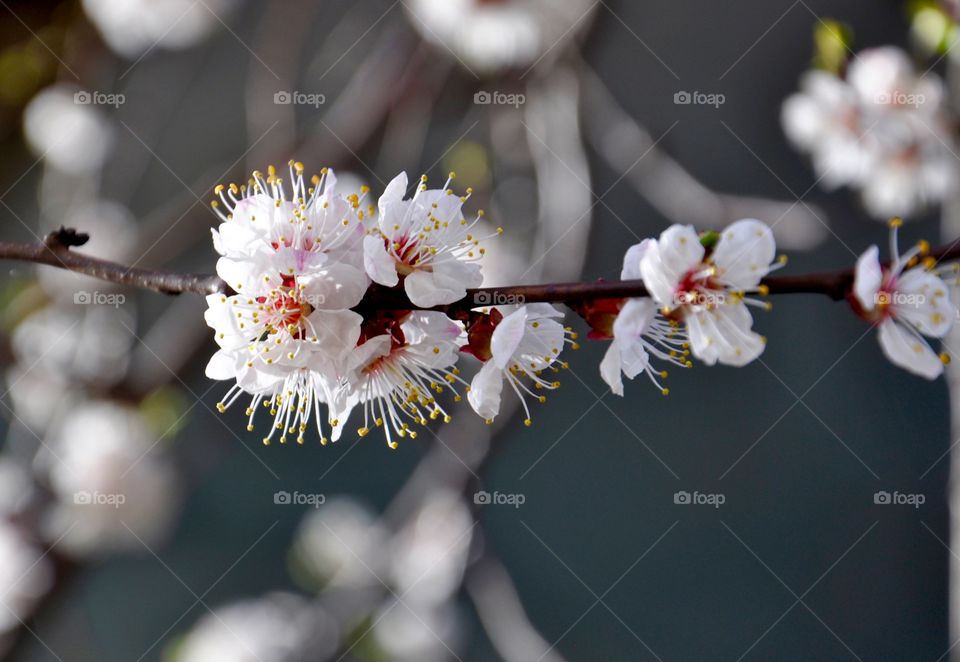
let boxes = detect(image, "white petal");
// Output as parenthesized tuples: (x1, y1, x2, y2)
(599, 341, 624, 396)
(893, 269, 955, 338)
(363, 235, 399, 287)
(621, 240, 651, 280)
(468, 361, 504, 420)
(711, 219, 776, 290)
(205, 349, 237, 380)
(403, 262, 479, 308)
(490, 307, 529, 369)
(853, 246, 882, 311)
(378, 172, 408, 219)
(877, 318, 943, 379)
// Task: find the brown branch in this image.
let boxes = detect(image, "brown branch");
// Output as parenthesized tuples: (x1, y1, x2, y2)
(0, 228, 226, 296)
(4, 227, 960, 308)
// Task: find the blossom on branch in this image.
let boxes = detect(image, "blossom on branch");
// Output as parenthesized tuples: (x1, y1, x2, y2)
(850, 219, 956, 379)
(637, 219, 780, 367)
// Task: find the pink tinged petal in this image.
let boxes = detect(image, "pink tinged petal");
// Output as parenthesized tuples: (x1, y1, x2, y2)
(468, 361, 505, 420)
(599, 341, 624, 396)
(877, 318, 943, 379)
(205, 349, 238, 380)
(404, 269, 466, 308)
(893, 269, 956, 338)
(363, 235, 399, 287)
(490, 307, 529, 369)
(711, 219, 776, 290)
(621, 240, 651, 280)
(853, 246, 882, 311)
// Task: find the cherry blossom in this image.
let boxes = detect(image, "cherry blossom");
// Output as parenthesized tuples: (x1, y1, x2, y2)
(465, 304, 575, 425)
(638, 220, 779, 367)
(850, 219, 956, 378)
(363, 172, 491, 308)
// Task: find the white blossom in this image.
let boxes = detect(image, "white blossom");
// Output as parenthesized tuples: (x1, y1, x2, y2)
(39, 401, 179, 556)
(364, 172, 488, 308)
(638, 220, 779, 367)
(404, 0, 597, 74)
(466, 304, 573, 424)
(175, 593, 336, 662)
(0, 522, 53, 638)
(782, 46, 955, 219)
(851, 220, 955, 378)
(599, 242, 690, 395)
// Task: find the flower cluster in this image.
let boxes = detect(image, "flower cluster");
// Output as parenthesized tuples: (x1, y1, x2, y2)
(205, 165, 958, 449)
(205, 164, 570, 448)
(782, 46, 955, 219)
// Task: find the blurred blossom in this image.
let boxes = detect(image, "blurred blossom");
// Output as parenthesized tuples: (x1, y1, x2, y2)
(23, 85, 114, 176)
(373, 599, 459, 662)
(83, 0, 237, 58)
(782, 46, 955, 219)
(290, 497, 386, 589)
(38, 401, 179, 557)
(37, 201, 138, 297)
(404, 0, 597, 74)
(11, 305, 134, 387)
(0, 522, 53, 642)
(389, 490, 472, 606)
(173, 593, 337, 662)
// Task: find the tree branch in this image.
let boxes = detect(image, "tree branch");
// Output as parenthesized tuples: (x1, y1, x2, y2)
(0, 228, 226, 296)
(4, 227, 960, 308)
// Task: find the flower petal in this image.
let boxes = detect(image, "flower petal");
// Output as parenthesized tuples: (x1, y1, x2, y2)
(853, 246, 882, 311)
(877, 318, 943, 379)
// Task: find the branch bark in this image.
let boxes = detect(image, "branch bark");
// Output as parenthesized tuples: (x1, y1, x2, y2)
(5, 227, 960, 308)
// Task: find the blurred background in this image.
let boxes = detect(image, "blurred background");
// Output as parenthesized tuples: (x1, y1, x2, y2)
(0, 0, 954, 660)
